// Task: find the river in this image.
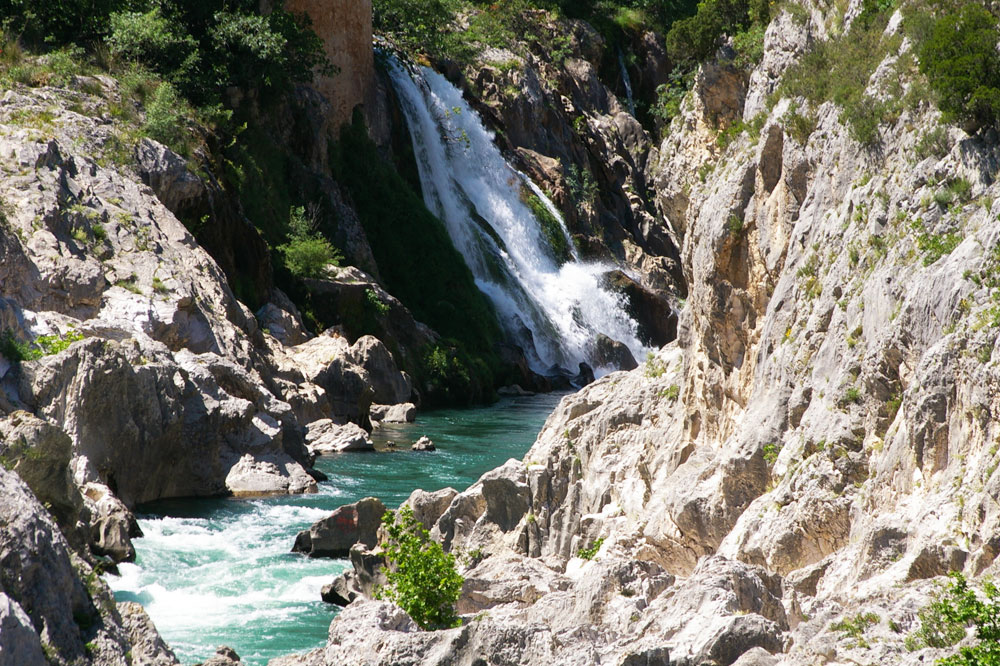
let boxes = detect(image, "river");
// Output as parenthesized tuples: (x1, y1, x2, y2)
(107, 392, 564, 665)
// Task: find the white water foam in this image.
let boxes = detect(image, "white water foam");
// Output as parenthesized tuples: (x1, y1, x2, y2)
(388, 60, 649, 372)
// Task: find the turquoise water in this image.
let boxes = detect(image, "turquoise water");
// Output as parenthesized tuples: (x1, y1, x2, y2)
(107, 393, 564, 666)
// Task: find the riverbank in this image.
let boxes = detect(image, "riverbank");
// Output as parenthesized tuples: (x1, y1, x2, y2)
(107, 393, 564, 665)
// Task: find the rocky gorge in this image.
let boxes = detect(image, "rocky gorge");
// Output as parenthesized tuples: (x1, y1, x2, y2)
(2, 0, 1000, 664)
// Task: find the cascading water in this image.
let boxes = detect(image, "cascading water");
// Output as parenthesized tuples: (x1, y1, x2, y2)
(388, 59, 648, 372)
(617, 48, 637, 118)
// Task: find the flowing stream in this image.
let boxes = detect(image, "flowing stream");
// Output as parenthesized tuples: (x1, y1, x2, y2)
(388, 60, 647, 372)
(107, 393, 564, 665)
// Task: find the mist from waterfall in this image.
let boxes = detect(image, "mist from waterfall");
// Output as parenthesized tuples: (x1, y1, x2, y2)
(387, 59, 648, 373)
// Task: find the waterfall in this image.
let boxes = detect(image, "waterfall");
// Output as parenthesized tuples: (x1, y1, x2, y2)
(617, 48, 637, 118)
(387, 60, 648, 373)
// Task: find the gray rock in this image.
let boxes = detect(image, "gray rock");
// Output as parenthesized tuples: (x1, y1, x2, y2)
(257, 289, 311, 347)
(118, 601, 181, 666)
(292, 497, 387, 558)
(403, 487, 458, 533)
(370, 402, 416, 423)
(347, 336, 412, 405)
(410, 436, 435, 452)
(225, 453, 317, 497)
(0, 593, 46, 666)
(196, 646, 244, 666)
(305, 420, 374, 454)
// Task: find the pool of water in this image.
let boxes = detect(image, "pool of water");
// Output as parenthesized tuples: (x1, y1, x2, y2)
(107, 392, 564, 665)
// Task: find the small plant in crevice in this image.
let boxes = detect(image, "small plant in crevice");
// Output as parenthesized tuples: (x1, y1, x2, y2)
(832, 611, 880, 648)
(659, 384, 680, 401)
(839, 386, 863, 407)
(577, 537, 604, 561)
(763, 442, 781, 466)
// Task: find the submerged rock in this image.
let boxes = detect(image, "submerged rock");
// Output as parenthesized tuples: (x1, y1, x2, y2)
(411, 436, 435, 452)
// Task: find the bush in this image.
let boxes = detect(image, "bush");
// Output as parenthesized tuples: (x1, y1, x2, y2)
(917, 3, 1000, 131)
(373, 0, 454, 55)
(108, 8, 199, 86)
(278, 206, 343, 280)
(376, 506, 463, 630)
(142, 82, 191, 153)
(909, 573, 1000, 665)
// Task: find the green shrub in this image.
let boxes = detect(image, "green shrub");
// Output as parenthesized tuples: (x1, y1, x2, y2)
(917, 232, 961, 266)
(108, 8, 199, 86)
(142, 82, 191, 154)
(917, 3, 1000, 131)
(373, 0, 454, 56)
(577, 537, 604, 560)
(376, 505, 463, 630)
(278, 206, 343, 280)
(908, 573, 1000, 665)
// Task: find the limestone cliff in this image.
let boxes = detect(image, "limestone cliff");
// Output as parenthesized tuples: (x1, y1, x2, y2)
(296, 1, 1000, 664)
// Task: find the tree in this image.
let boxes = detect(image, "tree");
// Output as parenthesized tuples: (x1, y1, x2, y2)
(376, 506, 463, 630)
(278, 206, 342, 280)
(918, 3, 1000, 132)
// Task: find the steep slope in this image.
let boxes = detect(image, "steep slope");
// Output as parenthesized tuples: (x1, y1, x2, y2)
(297, 1, 1000, 664)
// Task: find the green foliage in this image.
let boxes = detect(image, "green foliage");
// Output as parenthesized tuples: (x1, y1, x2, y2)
(142, 82, 192, 155)
(780, 1, 900, 146)
(909, 573, 1000, 665)
(565, 163, 599, 212)
(366, 289, 390, 316)
(651, 68, 694, 133)
(763, 442, 781, 465)
(0, 329, 83, 363)
(917, 3, 1000, 131)
(108, 8, 199, 86)
(665, 0, 762, 66)
(840, 386, 863, 406)
(278, 206, 343, 280)
(644, 351, 666, 378)
(915, 127, 951, 160)
(373, 0, 454, 56)
(577, 537, 604, 560)
(377, 506, 463, 630)
(0, 0, 128, 47)
(917, 231, 962, 266)
(832, 612, 880, 647)
(661, 384, 680, 401)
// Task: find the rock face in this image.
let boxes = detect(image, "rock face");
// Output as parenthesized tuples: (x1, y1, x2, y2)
(0, 467, 174, 666)
(291, 3, 1000, 666)
(292, 497, 387, 558)
(282, 0, 374, 131)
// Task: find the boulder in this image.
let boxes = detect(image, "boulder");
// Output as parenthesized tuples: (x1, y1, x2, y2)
(81, 482, 142, 562)
(403, 487, 459, 532)
(118, 601, 181, 666)
(257, 289, 311, 347)
(411, 436, 436, 452)
(305, 420, 375, 454)
(292, 497, 387, 558)
(370, 402, 416, 423)
(195, 646, 244, 666)
(591, 333, 638, 371)
(601, 270, 678, 348)
(280, 332, 375, 426)
(573, 361, 596, 387)
(347, 336, 412, 405)
(225, 454, 317, 497)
